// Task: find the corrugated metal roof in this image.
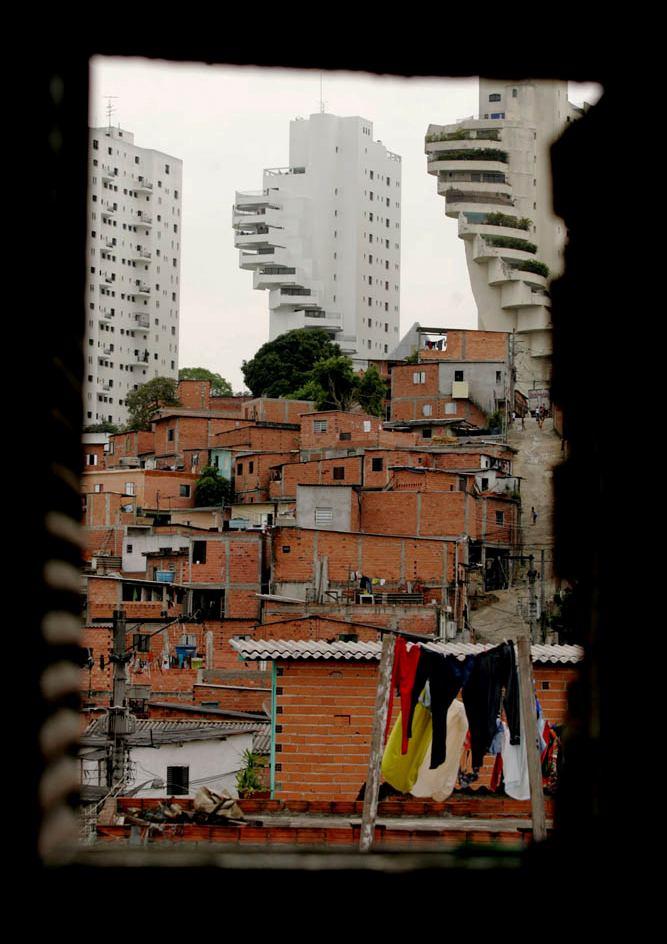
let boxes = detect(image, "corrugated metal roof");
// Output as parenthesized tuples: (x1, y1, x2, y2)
(253, 729, 271, 754)
(81, 718, 268, 746)
(230, 638, 583, 664)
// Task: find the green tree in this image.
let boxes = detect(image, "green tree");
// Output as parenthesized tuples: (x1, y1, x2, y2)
(194, 465, 232, 507)
(124, 377, 180, 431)
(241, 328, 341, 398)
(178, 367, 233, 396)
(83, 421, 119, 433)
(356, 365, 388, 417)
(292, 357, 388, 417)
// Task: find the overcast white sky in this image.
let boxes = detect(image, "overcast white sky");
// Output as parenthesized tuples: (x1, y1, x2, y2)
(90, 59, 602, 390)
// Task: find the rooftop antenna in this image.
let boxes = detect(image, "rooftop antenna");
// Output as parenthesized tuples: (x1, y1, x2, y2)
(104, 96, 119, 130)
(319, 72, 326, 114)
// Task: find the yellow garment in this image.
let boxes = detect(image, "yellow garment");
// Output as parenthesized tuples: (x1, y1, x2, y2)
(381, 703, 433, 794)
(411, 698, 468, 801)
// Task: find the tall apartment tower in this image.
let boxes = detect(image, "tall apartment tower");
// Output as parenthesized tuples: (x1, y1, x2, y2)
(85, 126, 182, 427)
(425, 79, 583, 397)
(233, 113, 402, 361)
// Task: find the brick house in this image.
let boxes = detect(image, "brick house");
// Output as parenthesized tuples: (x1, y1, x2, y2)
(230, 637, 582, 802)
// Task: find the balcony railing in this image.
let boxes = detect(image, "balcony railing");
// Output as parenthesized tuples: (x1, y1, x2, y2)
(136, 283, 151, 293)
(134, 315, 150, 329)
(265, 166, 306, 176)
(136, 214, 153, 226)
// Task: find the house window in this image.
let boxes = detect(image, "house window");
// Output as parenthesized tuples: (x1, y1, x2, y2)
(413, 371, 426, 385)
(421, 428, 432, 439)
(363, 420, 372, 432)
(445, 402, 457, 415)
(340, 432, 352, 441)
(166, 766, 189, 796)
(313, 420, 328, 433)
(192, 541, 206, 565)
(314, 507, 333, 524)
(495, 511, 505, 525)
(86, 453, 98, 466)
(332, 467, 345, 480)
(248, 461, 254, 474)
(124, 482, 135, 495)
(167, 428, 175, 442)
(126, 544, 133, 553)
(422, 404, 432, 417)
(455, 370, 464, 382)
(133, 633, 151, 653)
(237, 463, 243, 474)
(93, 484, 103, 493)
(489, 93, 501, 102)
(179, 485, 191, 497)
(371, 458, 383, 472)
(481, 478, 489, 491)
(496, 371, 502, 384)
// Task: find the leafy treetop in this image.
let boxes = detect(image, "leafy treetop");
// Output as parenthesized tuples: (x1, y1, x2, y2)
(124, 377, 180, 431)
(178, 367, 233, 397)
(241, 328, 341, 398)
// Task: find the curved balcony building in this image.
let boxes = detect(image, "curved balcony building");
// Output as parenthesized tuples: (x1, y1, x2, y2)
(426, 79, 584, 396)
(234, 112, 402, 362)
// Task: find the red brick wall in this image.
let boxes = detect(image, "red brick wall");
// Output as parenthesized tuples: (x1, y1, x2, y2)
(235, 451, 296, 502)
(215, 425, 300, 455)
(391, 396, 487, 428)
(391, 363, 440, 399)
(176, 379, 212, 410)
(362, 450, 434, 488)
(271, 455, 364, 500)
(360, 490, 470, 538)
(390, 469, 462, 492)
(275, 661, 377, 800)
(273, 528, 454, 589)
(107, 430, 155, 465)
(243, 399, 315, 425)
(416, 330, 509, 362)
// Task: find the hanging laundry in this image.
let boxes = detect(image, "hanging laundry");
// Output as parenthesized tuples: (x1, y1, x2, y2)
(407, 649, 474, 768)
(499, 694, 545, 800)
(381, 704, 432, 794)
(462, 641, 520, 770)
(384, 637, 421, 753)
(411, 698, 468, 801)
(489, 718, 505, 756)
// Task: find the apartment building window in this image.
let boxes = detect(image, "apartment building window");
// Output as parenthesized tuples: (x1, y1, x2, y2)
(368, 298, 372, 307)
(314, 507, 333, 524)
(179, 485, 191, 497)
(192, 541, 207, 565)
(413, 371, 426, 384)
(332, 467, 345, 480)
(93, 140, 99, 150)
(313, 420, 328, 433)
(369, 192, 374, 201)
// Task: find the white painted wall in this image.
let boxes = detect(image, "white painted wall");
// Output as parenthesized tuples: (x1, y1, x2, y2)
(123, 528, 190, 573)
(128, 733, 255, 799)
(85, 126, 183, 427)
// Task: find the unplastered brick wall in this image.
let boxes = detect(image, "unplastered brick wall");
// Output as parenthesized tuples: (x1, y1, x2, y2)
(273, 658, 577, 801)
(235, 451, 297, 501)
(391, 396, 487, 428)
(273, 527, 455, 592)
(183, 533, 263, 620)
(261, 605, 438, 637)
(362, 450, 434, 489)
(416, 329, 509, 363)
(215, 425, 301, 456)
(243, 398, 315, 425)
(176, 379, 213, 410)
(433, 446, 514, 473)
(391, 363, 440, 400)
(360, 490, 472, 539)
(106, 429, 155, 466)
(270, 455, 363, 500)
(193, 683, 270, 714)
(390, 468, 463, 493)
(274, 660, 377, 800)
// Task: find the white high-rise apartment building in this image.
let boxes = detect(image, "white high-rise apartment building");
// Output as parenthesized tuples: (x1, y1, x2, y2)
(85, 126, 182, 427)
(425, 80, 583, 395)
(233, 113, 402, 360)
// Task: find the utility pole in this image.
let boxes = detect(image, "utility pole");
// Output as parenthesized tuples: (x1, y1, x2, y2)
(527, 555, 539, 643)
(539, 548, 546, 643)
(107, 608, 131, 787)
